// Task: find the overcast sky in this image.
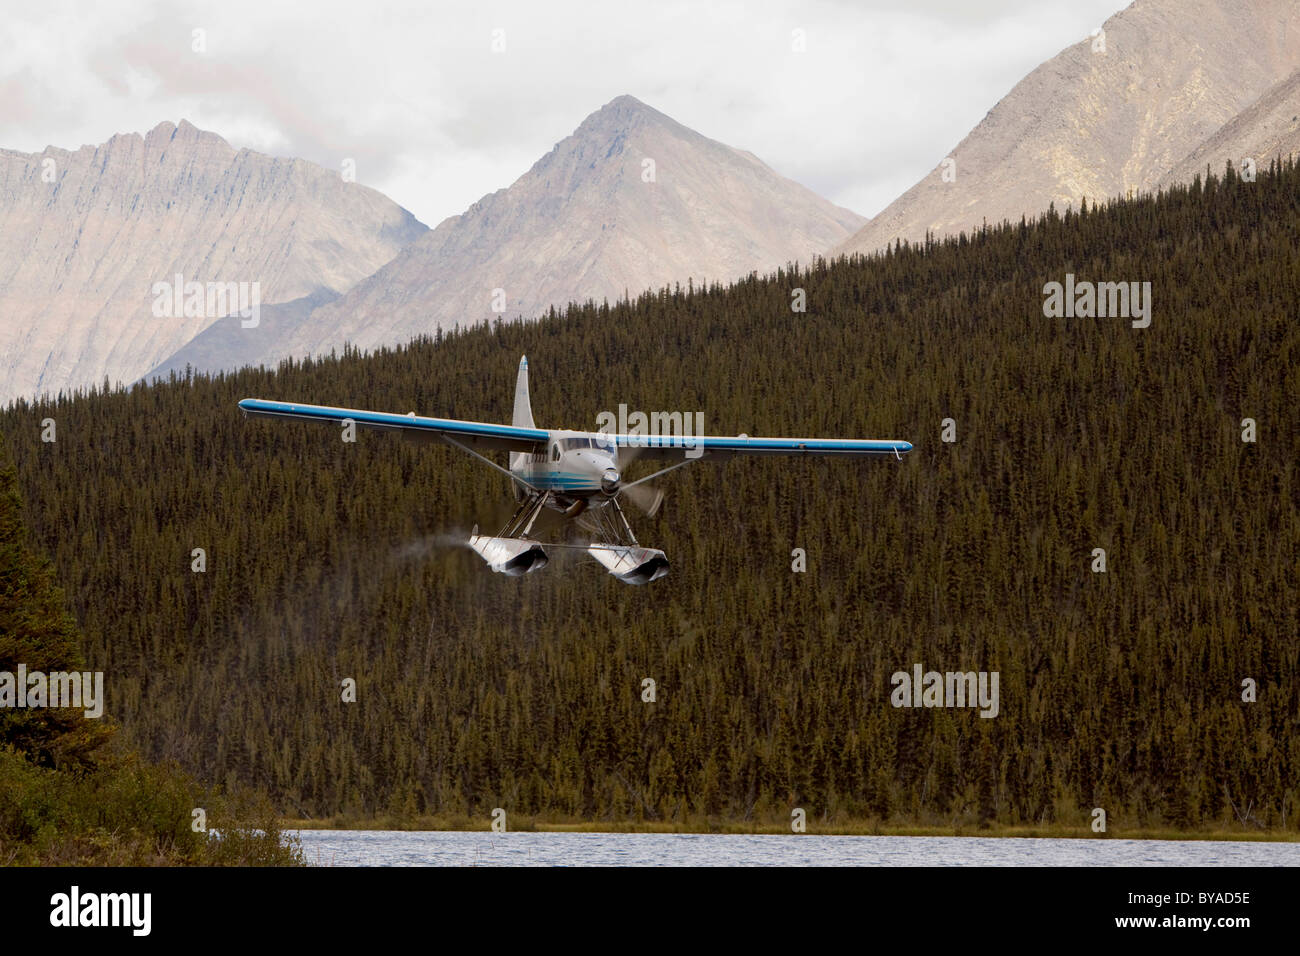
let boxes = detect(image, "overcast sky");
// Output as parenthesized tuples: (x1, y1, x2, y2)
(3, 0, 1126, 226)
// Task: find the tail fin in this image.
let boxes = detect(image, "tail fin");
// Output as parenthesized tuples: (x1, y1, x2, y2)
(513, 356, 535, 429)
(510, 356, 536, 476)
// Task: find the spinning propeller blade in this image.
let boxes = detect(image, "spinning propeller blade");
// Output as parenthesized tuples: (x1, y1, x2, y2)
(615, 440, 666, 517)
(621, 481, 664, 518)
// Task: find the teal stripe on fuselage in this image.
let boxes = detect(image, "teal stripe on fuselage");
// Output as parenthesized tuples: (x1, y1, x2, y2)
(519, 471, 589, 480)
(530, 477, 596, 484)
(518, 469, 599, 492)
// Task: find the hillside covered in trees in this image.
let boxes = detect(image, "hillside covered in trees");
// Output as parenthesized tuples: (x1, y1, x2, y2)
(1, 161, 1296, 832)
(0, 435, 302, 863)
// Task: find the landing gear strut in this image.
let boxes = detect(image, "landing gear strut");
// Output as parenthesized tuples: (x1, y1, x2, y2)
(498, 491, 552, 539)
(576, 496, 669, 585)
(467, 491, 553, 576)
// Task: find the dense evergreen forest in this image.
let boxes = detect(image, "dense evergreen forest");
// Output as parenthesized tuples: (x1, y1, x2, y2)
(0, 435, 301, 863)
(1, 161, 1296, 831)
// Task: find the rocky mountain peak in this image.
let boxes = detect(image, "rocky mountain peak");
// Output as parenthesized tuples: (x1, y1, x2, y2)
(0, 121, 426, 402)
(834, 0, 1300, 257)
(260, 96, 865, 368)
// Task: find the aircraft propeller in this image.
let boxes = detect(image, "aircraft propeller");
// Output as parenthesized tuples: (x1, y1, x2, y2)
(610, 442, 665, 517)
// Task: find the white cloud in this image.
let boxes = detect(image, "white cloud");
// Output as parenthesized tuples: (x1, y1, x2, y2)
(2, 0, 1127, 224)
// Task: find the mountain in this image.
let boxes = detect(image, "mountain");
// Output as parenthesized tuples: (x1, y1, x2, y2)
(143, 288, 341, 383)
(268, 95, 864, 363)
(0, 121, 426, 403)
(835, 0, 1300, 257)
(1160, 68, 1300, 188)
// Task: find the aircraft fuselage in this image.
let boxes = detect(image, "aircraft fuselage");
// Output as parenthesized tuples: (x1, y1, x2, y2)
(512, 430, 620, 502)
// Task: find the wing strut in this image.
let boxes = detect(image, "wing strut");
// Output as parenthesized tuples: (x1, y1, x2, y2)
(622, 455, 703, 490)
(443, 435, 542, 492)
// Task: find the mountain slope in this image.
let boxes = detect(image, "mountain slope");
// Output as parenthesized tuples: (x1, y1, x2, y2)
(835, 0, 1300, 256)
(1160, 68, 1300, 188)
(0, 121, 426, 402)
(272, 95, 864, 362)
(3, 162, 1297, 826)
(143, 288, 341, 383)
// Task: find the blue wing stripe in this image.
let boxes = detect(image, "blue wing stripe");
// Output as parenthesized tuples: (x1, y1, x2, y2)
(611, 434, 912, 454)
(238, 399, 547, 443)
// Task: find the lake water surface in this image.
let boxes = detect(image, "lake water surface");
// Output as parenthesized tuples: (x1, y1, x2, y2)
(292, 830, 1300, 867)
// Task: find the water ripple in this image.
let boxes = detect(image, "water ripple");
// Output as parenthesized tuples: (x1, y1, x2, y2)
(291, 831, 1300, 867)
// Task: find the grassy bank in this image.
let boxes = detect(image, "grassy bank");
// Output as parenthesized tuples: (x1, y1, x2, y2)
(0, 744, 306, 865)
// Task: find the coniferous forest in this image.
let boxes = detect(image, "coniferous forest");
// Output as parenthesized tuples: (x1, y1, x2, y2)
(1, 161, 1296, 832)
(0, 435, 302, 863)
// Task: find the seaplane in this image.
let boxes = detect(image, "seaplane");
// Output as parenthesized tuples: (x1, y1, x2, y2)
(238, 357, 912, 584)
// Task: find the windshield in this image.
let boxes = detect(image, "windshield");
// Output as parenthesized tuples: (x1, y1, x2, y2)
(560, 436, 615, 455)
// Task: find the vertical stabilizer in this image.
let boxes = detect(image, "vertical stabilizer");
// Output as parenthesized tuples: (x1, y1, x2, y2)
(513, 356, 535, 430)
(510, 356, 536, 475)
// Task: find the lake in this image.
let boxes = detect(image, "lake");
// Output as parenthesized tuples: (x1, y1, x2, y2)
(291, 830, 1300, 867)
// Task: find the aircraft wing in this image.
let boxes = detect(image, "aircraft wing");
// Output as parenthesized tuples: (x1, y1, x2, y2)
(237, 399, 547, 454)
(609, 433, 912, 459)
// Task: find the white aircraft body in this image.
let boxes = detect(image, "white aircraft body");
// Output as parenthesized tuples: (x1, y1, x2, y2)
(239, 356, 912, 584)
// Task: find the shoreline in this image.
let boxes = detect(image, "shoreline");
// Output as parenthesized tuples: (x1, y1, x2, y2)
(279, 818, 1299, 842)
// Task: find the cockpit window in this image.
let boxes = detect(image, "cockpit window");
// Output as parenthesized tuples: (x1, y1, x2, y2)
(558, 436, 615, 455)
